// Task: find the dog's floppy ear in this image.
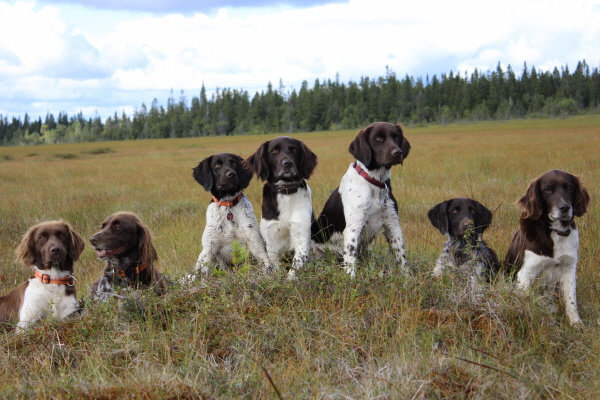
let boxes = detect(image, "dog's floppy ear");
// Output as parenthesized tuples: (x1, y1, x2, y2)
(244, 141, 270, 181)
(348, 126, 372, 167)
(395, 124, 411, 164)
(192, 156, 213, 192)
(15, 225, 37, 267)
(66, 222, 85, 261)
(136, 218, 158, 266)
(572, 174, 590, 217)
(428, 201, 450, 235)
(236, 155, 253, 190)
(298, 140, 318, 179)
(473, 200, 493, 235)
(518, 177, 543, 220)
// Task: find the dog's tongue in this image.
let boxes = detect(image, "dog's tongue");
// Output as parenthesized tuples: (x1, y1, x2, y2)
(96, 247, 125, 258)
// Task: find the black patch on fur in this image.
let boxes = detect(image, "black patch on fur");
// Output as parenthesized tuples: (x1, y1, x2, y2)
(261, 184, 280, 221)
(311, 188, 346, 243)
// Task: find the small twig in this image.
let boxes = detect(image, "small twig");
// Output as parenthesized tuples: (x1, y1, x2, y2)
(408, 231, 437, 247)
(246, 355, 284, 400)
(448, 353, 521, 382)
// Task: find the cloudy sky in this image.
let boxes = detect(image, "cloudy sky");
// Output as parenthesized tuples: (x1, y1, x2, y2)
(1, 0, 599, 120)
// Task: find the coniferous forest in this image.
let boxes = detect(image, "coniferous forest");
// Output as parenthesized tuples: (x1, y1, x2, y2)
(2, 60, 600, 146)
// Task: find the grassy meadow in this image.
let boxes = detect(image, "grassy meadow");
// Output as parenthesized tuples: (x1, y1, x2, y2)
(0, 115, 599, 399)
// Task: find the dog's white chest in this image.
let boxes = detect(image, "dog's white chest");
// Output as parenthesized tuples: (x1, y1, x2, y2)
(520, 230, 579, 287)
(551, 230, 579, 265)
(277, 188, 313, 221)
(339, 171, 390, 235)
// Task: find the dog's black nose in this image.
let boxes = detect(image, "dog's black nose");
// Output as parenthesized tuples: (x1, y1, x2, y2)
(391, 148, 402, 157)
(226, 170, 237, 178)
(559, 204, 571, 213)
(50, 245, 62, 254)
(90, 237, 97, 246)
(282, 159, 293, 167)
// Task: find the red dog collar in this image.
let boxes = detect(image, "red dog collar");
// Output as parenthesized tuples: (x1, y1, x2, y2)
(353, 162, 387, 189)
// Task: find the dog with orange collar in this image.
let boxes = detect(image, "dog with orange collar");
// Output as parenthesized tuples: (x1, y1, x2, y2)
(0, 220, 85, 331)
(89, 212, 166, 301)
(187, 153, 272, 279)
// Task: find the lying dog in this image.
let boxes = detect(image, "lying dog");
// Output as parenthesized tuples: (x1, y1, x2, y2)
(505, 169, 590, 325)
(428, 197, 500, 282)
(311, 122, 410, 277)
(90, 212, 166, 301)
(189, 153, 272, 277)
(244, 136, 318, 278)
(0, 220, 85, 331)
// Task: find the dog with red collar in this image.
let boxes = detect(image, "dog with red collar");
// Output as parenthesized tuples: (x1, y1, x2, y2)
(0, 220, 84, 331)
(312, 122, 411, 277)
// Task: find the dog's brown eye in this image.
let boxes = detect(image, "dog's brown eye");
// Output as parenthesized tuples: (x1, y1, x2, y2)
(452, 209, 459, 214)
(543, 187, 553, 193)
(214, 164, 221, 169)
(231, 162, 237, 167)
(271, 149, 279, 154)
(565, 185, 573, 192)
(38, 235, 47, 242)
(290, 147, 297, 153)
(375, 136, 384, 142)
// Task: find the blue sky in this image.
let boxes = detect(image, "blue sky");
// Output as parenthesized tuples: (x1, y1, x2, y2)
(1, 0, 599, 120)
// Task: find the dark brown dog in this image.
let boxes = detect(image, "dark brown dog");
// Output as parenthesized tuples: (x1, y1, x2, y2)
(90, 212, 165, 301)
(428, 197, 500, 282)
(505, 169, 590, 325)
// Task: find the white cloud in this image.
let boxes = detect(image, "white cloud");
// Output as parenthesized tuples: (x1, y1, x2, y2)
(0, 0, 599, 119)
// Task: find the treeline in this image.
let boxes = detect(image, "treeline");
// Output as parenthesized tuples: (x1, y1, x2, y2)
(2, 60, 600, 146)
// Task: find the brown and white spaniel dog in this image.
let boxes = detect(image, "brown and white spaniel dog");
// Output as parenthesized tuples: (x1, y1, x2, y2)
(90, 212, 165, 301)
(244, 136, 318, 278)
(0, 220, 85, 331)
(188, 153, 272, 278)
(505, 169, 590, 325)
(311, 122, 410, 277)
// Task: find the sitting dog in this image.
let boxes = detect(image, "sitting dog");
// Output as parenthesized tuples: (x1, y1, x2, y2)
(0, 220, 85, 331)
(427, 197, 500, 283)
(311, 122, 410, 277)
(505, 169, 590, 325)
(244, 136, 318, 278)
(90, 212, 165, 301)
(189, 153, 272, 277)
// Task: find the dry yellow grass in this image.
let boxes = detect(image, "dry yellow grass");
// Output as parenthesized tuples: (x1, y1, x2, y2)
(0, 115, 599, 399)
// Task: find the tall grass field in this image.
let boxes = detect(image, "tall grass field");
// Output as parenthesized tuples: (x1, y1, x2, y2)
(0, 116, 599, 399)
